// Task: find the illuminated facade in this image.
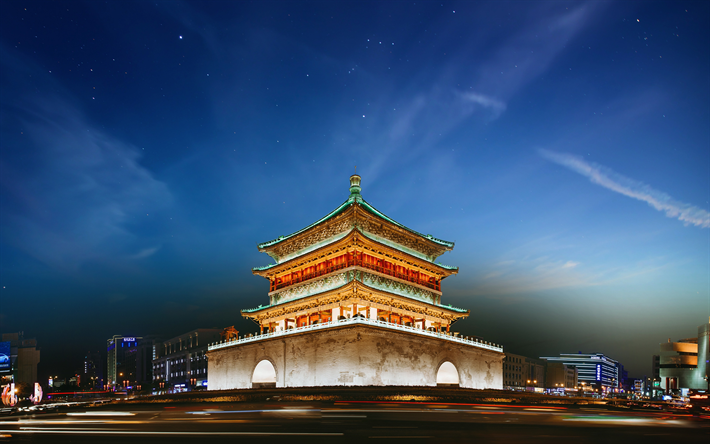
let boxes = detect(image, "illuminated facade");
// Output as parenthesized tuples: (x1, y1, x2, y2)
(207, 174, 504, 390)
(152, 328, 221, 392)
(543, 353, 620, 392)
(659, 318, 710, 393)
(106, 335, 153, 390)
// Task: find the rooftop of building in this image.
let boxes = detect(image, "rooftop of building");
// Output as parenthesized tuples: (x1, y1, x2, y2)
(158, 328, 223, 345)
(257, 174, 455, 251)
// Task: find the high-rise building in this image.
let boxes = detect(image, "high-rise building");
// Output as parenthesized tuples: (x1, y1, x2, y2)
(542, 353, 620, 392)
(0, 332, 40, 386)
(83, 351, 104, 389)
(207, 174, 504, 389)
(106, 336, 154, 390)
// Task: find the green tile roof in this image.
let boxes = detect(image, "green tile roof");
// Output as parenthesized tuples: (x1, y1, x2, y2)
(253, 228, 459, 273)
(257, 183, 454, 250)
(242, 300, 469, 314)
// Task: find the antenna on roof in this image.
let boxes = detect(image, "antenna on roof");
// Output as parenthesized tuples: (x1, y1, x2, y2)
(355, 165, 357, 174)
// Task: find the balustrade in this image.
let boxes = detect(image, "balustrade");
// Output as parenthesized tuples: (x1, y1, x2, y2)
(272, 257, 440, 291)
(208, 316, 503, 353)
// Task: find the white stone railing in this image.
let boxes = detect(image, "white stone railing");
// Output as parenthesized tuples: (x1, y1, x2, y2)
(208, 316, 503, 353)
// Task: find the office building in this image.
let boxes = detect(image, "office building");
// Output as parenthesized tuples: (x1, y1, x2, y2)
(658, 317, 710, 393)
(152, 328, 221, 391)
(106, 335, 154, 390)
(542, 352, 620, 392)
(0, 332, 40, 386)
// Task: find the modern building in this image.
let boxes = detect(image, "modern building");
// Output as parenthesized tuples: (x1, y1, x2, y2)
(83, 351, 104, 390)
(152, 328, 222, 392)
(503, 353, 545, 390)
(545, 362, 578, 390)
(658, 317, 710, 393)
(208, 174, 504, 389)
(542, 353, 620, 393)
(651, 355, 660, 380)
(0, 332, 40, 386)
(106, 335, 154, 390)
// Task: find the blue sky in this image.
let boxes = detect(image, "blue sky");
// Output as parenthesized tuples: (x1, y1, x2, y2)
(1, 0, 708, 378)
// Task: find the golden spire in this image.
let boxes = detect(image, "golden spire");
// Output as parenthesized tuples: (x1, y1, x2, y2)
(349, 169, 361, 195)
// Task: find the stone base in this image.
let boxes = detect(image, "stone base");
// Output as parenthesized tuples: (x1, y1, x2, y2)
(207, 324, 503, 390)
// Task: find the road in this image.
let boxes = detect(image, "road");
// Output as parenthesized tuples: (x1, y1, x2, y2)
(0, 399, 708, 442)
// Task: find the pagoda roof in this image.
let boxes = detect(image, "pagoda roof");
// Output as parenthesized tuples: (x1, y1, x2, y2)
(252, 228, 459, 273)
(241, 276, 468, 315)
(242, 302, 469, 314)
(257, 177, 454, 251)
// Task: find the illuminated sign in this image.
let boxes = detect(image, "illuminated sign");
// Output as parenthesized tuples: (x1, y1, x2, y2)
(596, 364, 601, 381)
(123, 337, 136, 342)
(0, 342, 10, 373)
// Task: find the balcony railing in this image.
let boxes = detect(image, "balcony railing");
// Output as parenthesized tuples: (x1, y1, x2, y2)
(273, 259, 440, 291)
(208, 316, 503, 353)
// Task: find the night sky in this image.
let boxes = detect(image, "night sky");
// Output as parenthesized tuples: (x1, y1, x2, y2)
(1, 1, 708, 380)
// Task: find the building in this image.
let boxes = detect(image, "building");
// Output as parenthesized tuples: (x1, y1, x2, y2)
(545, 362, 578, 390)
(651, 355, 660, 380)
(659, 317, 710, 393)
(106, 335, 155, 390)
(208, 174, 504, 389)
(0, 332, 40, 386)
(83, 351, 104, 390)
(503, 353, 546, 390)
(152, 329, 222, 392)
(542, 353, 620, 393)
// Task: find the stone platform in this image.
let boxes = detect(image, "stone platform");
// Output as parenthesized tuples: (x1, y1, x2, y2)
(207, 317, 503, 390)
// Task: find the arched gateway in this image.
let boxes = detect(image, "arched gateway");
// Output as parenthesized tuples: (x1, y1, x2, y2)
(207, 174, 504, 390)
(252, 360, 276, 388)
(436, 361, 460, 386)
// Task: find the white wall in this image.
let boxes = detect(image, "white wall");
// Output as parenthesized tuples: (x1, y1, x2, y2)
(207, 324, 503, 390)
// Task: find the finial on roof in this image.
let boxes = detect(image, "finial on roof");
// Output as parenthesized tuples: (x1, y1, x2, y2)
(349, 171, 361, 195)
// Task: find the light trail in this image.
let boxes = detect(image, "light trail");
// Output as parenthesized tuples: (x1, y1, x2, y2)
(0, 429, 345, 436)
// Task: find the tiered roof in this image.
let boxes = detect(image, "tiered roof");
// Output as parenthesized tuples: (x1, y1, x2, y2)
(255, 174, 457, 269)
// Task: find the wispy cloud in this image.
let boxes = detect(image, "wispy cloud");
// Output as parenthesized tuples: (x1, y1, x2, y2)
(0, 46, 172, 268)
(458, 91, 506, 118)
(539, 150, 710, 228)
(130, 246, 162, 260)
(466, 256, 592, 297)
(346, 1, 601, 184)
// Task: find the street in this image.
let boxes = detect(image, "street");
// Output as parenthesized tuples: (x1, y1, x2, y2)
(0, 399, 707, 443)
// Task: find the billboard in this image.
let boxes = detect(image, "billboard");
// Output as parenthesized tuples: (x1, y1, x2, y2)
(0, 342, 10, 373)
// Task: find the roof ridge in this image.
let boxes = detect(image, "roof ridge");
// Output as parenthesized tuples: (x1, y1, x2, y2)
(257, 194, 454, 250)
